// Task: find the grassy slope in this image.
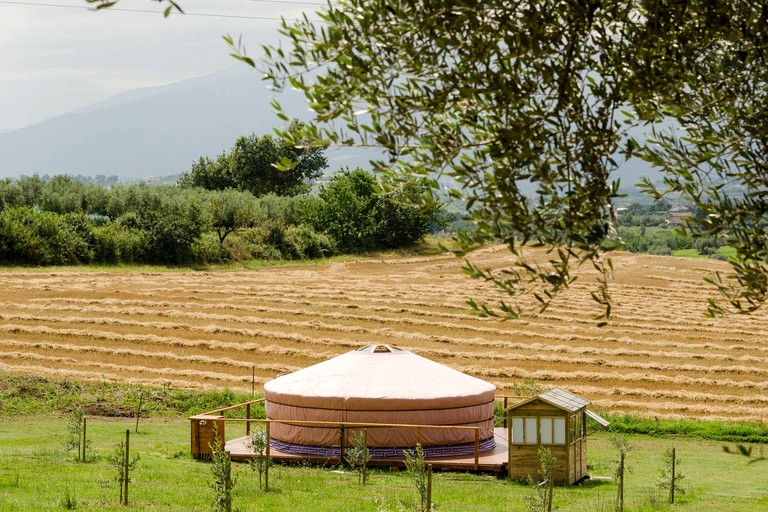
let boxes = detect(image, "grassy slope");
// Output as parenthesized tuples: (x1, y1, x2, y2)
(672, 247, 737, 259)
(5, 373, 766, 444)
(2, 373, 767, 511)
(1, 417, 767, 511)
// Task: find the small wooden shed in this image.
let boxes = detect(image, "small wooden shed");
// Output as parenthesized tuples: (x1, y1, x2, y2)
(189, 414, 225, 459)
(504, 388, 608, 484)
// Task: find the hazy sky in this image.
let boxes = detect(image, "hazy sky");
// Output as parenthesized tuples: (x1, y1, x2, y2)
(0, 0, 324, 131)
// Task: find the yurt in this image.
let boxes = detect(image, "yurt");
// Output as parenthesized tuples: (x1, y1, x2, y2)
(264, 344, 496, 457)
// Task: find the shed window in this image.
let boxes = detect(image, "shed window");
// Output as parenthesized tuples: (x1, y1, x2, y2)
(569, 412, 585, 441)
(540, 417, 553, 444)
(525, 417, 537, 444)
(553, 418, 566, 444)
(511, 417, 537, 444)
(540, 417, 566, 445)
(570, 415, 577, 441)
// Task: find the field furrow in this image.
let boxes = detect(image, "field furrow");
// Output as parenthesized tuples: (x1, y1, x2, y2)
(1, 248, 766, 422)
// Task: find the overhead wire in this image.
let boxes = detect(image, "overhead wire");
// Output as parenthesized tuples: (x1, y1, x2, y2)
(245, 0, 326, 5)
(0, 0, 326, 21)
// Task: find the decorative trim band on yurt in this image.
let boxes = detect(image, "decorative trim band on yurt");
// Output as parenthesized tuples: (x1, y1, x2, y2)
(270, 436, 497, 458)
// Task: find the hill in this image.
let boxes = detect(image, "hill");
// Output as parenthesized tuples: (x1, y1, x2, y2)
(0, 66, 377, 180)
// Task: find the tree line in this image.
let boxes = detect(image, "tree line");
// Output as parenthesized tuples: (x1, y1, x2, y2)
(0, 129, 445, 266)
(614, 200, 728, 258)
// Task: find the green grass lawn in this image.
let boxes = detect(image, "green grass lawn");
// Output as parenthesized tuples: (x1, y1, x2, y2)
(1, 417, 766, 511)
(672, 247, 736, 259)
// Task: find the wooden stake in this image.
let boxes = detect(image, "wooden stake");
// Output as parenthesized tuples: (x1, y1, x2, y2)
(81, 416, 87, 463)
(426, 464, 433, 512)
(362, 429, 368, 486)
(339, 426, 345, 466)
(251, 365, 255, 398)
(547, 465, 554, 512)
(670, 448, 676, 504)
(618, 452, 624, 512)
(225, 452, 232, 512)
(135, 389, 144, 434)
(265, 422, 271, 492)
(246, 403, 251, 436)
(123, 429, 130, 506)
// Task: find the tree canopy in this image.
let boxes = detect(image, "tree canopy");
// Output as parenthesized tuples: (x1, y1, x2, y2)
(179, 121, 328, 197)
(255, 0, 768, 320)
(312, 169, 444, 253)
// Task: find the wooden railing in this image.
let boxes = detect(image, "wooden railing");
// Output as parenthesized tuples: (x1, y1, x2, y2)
(190, 398, 485, 469)
(196, 397, 266, 436)
(190, 394, 530, 470)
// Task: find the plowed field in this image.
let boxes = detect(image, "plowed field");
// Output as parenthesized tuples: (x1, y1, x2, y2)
(1, 246, 766, 422)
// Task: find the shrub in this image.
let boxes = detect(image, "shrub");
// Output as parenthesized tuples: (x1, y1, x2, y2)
(345, 430, 372, 485)
(210, 425, 235, 512)
(143, 204, 207, 264)
(65, 408, 85, 458)
(315, 169, 444, 253)
(239, 225, 283, 260)
(246, 220, 336, 260)
(647, 243, 672, 255)
(0, 207, 94, 265)
(404, 444, 429, 512)
(192, 232, 229, 264)
(282, 224, 337, 259)
(255, 193, 319, 226)
(92, 224, 148, 264)
(526, 447, 555, 512)
(246, 427, 271, 491)
(105, 434, 140, 505)
(694, 236, 720, 255)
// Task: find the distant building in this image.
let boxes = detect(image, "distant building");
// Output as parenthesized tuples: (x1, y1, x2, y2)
(666, 205, 692, 227)
(613, 203, 631, 221)
(615, 205, 630, 214)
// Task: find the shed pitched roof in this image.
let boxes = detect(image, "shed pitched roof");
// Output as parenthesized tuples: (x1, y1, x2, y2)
(504, 387, 610, 426)
(539, 388, 589, 411)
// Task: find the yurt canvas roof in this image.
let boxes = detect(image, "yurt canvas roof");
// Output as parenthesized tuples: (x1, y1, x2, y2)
(264, 345, 496, 410)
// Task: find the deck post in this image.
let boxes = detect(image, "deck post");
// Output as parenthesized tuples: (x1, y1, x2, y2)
(246, 403, 251, 436)
(474, 429, 479, 470)
(339, 425, 345, 466)
(507, 414, 512, 478)
(503, 397, 508, 428)
(417, 427, 422, 447)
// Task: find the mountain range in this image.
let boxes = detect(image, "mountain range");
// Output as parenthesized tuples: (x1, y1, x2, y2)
(0, 66, 377, 180)
(0, 66, 658, 186)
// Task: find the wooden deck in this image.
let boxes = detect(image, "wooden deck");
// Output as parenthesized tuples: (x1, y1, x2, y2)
(225, 427, 509, 473)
